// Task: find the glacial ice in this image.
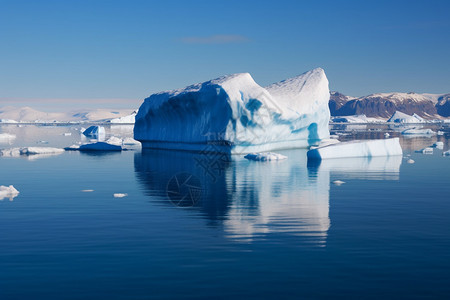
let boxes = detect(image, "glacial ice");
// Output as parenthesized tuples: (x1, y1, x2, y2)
(0, 185, 19, 201)
(134, 68, 330, 154)
(244, 152, 287, 161)
(307, 138, 403, 160)
(432, 141, 444, 149)
(83, 126, 106, 140)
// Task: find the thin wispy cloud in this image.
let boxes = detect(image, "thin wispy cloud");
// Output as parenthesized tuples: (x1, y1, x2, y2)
(180, 34, 249, 44)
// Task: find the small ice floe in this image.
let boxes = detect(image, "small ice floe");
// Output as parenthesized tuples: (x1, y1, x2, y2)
(401, 128, 436, 135)
(244, 152, 287, 161)
(113, 193, 128, 198)
(432, 141, 444, 149)
(79, 142, 122, 151)
(122, 137, 140, 145)
(437, 131, 444, 136)
(416, 147, 433, 154)
(407, 159, 415, 164)
(0, 185, 19, 201)
(443, 150, 450, 156)
(20, 147, 65, 155)
(82, 126, 106, 140)
(307, 138, 402, 160)
(0, 147, 64, 157)
(64, 144, 80, 150)
(106, 136, 123, 146)
(332, 180, 345, 186)
(81, 189, 94, 192)
(0, 133, 16, 143)
(384, 132, 390, 138)
(63, 132, 72, 136)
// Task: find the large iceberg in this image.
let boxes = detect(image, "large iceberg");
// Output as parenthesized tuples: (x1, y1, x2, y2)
(307, 138, 403, 160)
(134, 68, 330, 154)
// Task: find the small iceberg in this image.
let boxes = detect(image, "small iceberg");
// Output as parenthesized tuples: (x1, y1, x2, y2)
(307, 138, 403, 160)
(82, 126, 106, 140)
(432, 141, 444, 149)
(443, 150, 450, 156)
(0, 185, 19, 201)
(79, 142, 122, 151)
(20, 147, 65, 155)
(332, 180, 345, 185)
(401, 128, 435, 135)
(407, 159, 415, 164)
(113, 193, 128, 198)
(244, 152, 287, 161)
(416, 147, 433, 154)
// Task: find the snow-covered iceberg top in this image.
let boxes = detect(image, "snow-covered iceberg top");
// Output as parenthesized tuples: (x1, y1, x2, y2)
(307, 138, 403, 160)
(388, 111, 425, 123)
(244, 152, 287, 161)
(134, 68, 330, 154)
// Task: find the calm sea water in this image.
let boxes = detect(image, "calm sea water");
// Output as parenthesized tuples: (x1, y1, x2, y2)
(1, 124, 450, 299)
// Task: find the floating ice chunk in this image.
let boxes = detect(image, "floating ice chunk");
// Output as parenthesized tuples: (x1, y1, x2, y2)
(0, 119, 18, 123)
(384, 133, 390, 138)
(307, 138, 403, 160)
(332, 180, 345, 185)
(443, 150, 450, 156)
(113, 193, 128, 198)
(106, 136, 123, 146)
(81, 189, 94, 192)
(0, 148, 21, 157)
(79, 142, 122, 151)
(407, 159, 415, 164)
(20, 147, 65, 155)
(401, 128, 435, 135)
(134, 68, 330, 154)
(437, 131, 444, 135)
(432, 141, 444, 149)
(244, 152, 287, 161)
(122, 137, 140, 145)
(83, 126, 106, 140)
(64, 144, 80, 150)
(0, 185, 19, 201)
(416, 147, 433, 154)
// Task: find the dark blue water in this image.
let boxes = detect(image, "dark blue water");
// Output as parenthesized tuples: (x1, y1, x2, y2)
(1, 125, 450, 299)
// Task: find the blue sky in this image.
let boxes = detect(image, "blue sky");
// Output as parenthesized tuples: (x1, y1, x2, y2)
(0, 0, 449, 109)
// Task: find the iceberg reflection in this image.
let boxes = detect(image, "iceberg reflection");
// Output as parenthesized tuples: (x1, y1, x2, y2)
(134, 149, 330, 245)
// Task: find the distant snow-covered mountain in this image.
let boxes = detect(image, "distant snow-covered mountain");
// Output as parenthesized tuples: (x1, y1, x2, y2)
(0, 106, 136, 123)
(329, 91, 450, 119)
